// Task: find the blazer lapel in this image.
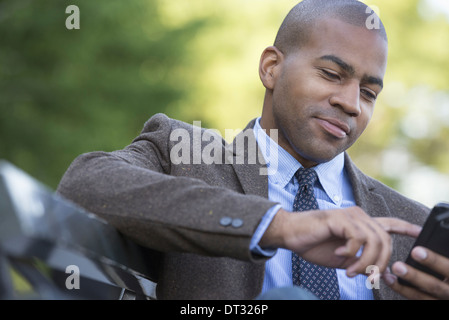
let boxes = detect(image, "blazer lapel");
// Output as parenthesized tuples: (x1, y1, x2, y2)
(344, 153, 391, 218)
(344, 153, 402, 300)
(228, 119, 269, 198)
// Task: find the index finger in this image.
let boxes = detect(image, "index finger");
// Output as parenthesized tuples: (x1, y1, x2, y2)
(375, 217, 422, 238)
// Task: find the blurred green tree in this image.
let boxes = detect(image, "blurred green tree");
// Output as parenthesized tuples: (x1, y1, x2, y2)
(0, 0, 210, 187)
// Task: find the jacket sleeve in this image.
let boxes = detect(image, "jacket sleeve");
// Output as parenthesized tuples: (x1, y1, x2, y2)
(56, 113, 278, 262)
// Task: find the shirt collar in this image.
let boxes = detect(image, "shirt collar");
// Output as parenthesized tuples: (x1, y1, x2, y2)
(253, 117, 345, 206)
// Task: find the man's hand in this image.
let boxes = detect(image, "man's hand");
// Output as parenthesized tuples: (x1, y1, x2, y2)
(382, 247, 449, 300)
(260, 206, 421, 277)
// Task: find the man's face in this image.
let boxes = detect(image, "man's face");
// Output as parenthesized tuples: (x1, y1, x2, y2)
(261, 18, 388, 167)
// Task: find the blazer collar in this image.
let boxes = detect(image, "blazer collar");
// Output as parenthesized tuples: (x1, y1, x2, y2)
(228, 119, 268, 198)
(344, 153, 392, 218)
(344, 153, 402, 300)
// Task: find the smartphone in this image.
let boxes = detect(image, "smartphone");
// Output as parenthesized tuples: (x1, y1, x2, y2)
(398, 202, 449, 287)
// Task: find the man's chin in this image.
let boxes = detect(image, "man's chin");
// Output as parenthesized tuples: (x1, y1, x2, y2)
(292, 149, 341, 168)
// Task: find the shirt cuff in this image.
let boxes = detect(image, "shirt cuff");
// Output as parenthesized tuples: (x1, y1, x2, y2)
(250, 204, 282, 257)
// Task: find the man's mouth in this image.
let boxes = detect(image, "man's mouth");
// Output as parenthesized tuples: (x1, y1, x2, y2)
(314, 117, 350, 139)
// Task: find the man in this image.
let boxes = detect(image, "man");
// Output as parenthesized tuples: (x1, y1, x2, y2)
(57, 0, 449, 299)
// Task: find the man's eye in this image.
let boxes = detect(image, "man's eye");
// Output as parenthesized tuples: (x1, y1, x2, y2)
(321, 69, 340, 80)
(361, 89, 377, 101)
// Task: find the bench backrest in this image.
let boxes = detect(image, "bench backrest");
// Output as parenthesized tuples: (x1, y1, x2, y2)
(0, 160, 159, 299)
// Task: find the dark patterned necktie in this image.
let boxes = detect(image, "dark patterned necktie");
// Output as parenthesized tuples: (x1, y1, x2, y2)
(291, 168, 340, 300)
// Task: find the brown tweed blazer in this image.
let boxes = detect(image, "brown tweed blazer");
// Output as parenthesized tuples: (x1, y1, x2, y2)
(57, 113, 429, 300)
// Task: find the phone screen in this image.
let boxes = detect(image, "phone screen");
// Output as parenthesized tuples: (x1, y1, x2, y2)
(398, 202, 449, 287)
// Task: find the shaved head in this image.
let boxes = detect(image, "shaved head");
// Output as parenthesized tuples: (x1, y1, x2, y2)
(274, 0, 387, 56)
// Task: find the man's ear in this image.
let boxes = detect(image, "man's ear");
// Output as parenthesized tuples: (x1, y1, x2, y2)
(259, 46, 284, 90)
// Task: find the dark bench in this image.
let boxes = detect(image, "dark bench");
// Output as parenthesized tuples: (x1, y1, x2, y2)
(0, 160, 160, 299)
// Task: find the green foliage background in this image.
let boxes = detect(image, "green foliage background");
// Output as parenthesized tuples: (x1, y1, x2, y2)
(1, 0, 448, 206)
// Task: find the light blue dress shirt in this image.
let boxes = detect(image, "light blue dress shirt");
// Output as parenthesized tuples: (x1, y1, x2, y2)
(250, 118, 373, 300)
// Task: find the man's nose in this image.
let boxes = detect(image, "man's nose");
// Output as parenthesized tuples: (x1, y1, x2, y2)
(329, 82, 361, 117)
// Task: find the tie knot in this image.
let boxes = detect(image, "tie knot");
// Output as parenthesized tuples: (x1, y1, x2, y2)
(295, 168, 318, 187)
